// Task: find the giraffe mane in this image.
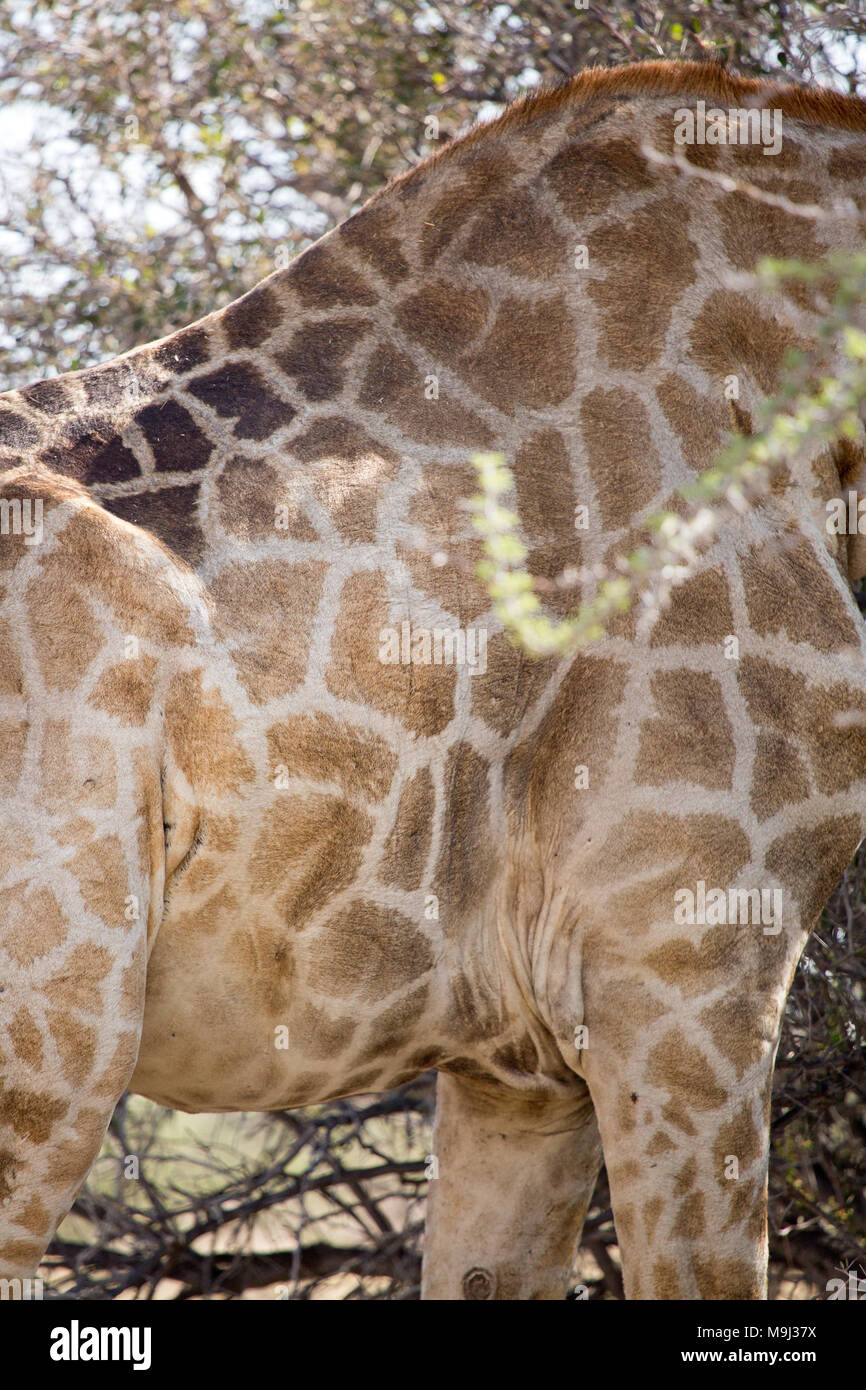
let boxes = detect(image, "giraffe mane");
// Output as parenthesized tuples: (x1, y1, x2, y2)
(374, 57, 866, 204)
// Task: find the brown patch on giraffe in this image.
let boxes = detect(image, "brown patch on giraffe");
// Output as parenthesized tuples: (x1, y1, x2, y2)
(672, 1191, 706, 1241)
(656, 373, 735, 475)
(0, 1083, 68, 1143)
(587, 198, 697, 370)
(0, 717, 23, 787)
(652, 1258, 682, 1299)
(9, 1008, 43, 1071)
(659, 1099, 697, 1136)
(446, 970, 504, 1045)
(471, 633, 556, 737)
(690, 290, 802, 396)
(643, 1193, 665, 1244)
(354, 983, 432, 1065)
(740, 532, 861, 653)
(614, 1090, 637, 1134)
(649, 567, 735, 648)
(719, 190, 823, 285)
(215, 455, 318, 542)
(723, 1175, 765, 1235)
(93, 1032, 140, 1098)
(121, 943, 146, 1021)
(26, 576, 101, 692)
(151, 324, 211, 373)
(594, 812, 751, 918)
(737, 656, 866, 797)
(0, 1150, 17, 1203)
(359, 343, 493, 446)
(168, 826, 234, 899)
(462, 190, 570, 277)
(211, 557, 327, 702)
(544, 137, 657, 220)
(187, 360, 297, 442)
(40, 416, 141, 484)
(0, 410, 39, 450)
(512, 428, 576, 543)
(338, 204, 411, 284)
(290, 415, 402, 541)
(766, 815, 862, 927)
(292, 1001, 358, 1060)
(646, 1131, 675, 1158)
(405, 1046, 446, 1072)
(511, 427, 579, 618)
(0, 467, 81, 571)
(609, 1157, 640, 1193)
(327, 570, 457, 736)
(43, 943, 114, 1015)
(50, 1105, 110, 1187)
(339, 1067, 384, 1095)
(699, 995, 769, 1080)
(614, 1200, 639, 1245)
(222, 918, 294, 1018)
(266, 711, 397, 803)
(398, 460, 491, 623)
(432, 743, 495, 923)
(380, 767, 435, 891)
(751, 732, 810, 821)
(222, 282, 283, 349)
(580, 387, 661, 528)
(673, 1156, 697, 1195)
(13, 1195, 51, 1235)
(18, 378, 72, 415)
(461, 295, 576, 413)
(134, 399, 214, 472)
(275, 317, 370, 401)
(289, 242, 379, 309)
(250, 794, 372, 926)
(585, 977, 666, 1061)
(308, 900, 433, 1002)
(0, 1238, 44, 1266)
(414, 148, 517, 266)
(828, 148, 866, 182)
(103, 483, 206, 567)
(635, 670, 735, 791)
(491, 1034, 541, 1077)
(647, 1028, 726, 1110)
(0, 618, 23, 696)
(63, 833, 130, 928)
(0, 885, 67, 966)
(505, 656, 628, 839)
(0, 825, 34, 875)
(28, 504, 197, 646)
(644, 921, 757, 997)
(694, 1255, 761, 1300)
(164, 668, 255, 793)
(394, 279, 489, 355)
(82, 360, 164, 408)
(89, 654, 158, 726)
(45, 1008, 98, 1086)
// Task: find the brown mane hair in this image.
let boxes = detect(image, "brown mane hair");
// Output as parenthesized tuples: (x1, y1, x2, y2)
(377, 58, 866, 200)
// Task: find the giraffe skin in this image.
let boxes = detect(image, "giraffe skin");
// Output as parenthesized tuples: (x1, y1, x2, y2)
(2, 60, 866, 1300)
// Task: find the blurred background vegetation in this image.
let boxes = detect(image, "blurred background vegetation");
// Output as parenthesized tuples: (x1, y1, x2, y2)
(1, 0, 864, 1298)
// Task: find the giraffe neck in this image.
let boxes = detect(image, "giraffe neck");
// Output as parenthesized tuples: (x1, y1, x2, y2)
(3, 62, 866, 587)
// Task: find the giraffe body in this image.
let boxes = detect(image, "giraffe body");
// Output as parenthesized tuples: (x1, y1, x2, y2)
(3, 61, 866, 1299)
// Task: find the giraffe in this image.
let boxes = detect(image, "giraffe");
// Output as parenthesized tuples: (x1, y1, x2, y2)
(2, 59, 866, 1302)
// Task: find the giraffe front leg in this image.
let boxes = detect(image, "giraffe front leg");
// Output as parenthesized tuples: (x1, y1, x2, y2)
(582, 1019, 776, 1300)
(0, 829, 149, 1286)
(421, 1071, 603, 1300)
